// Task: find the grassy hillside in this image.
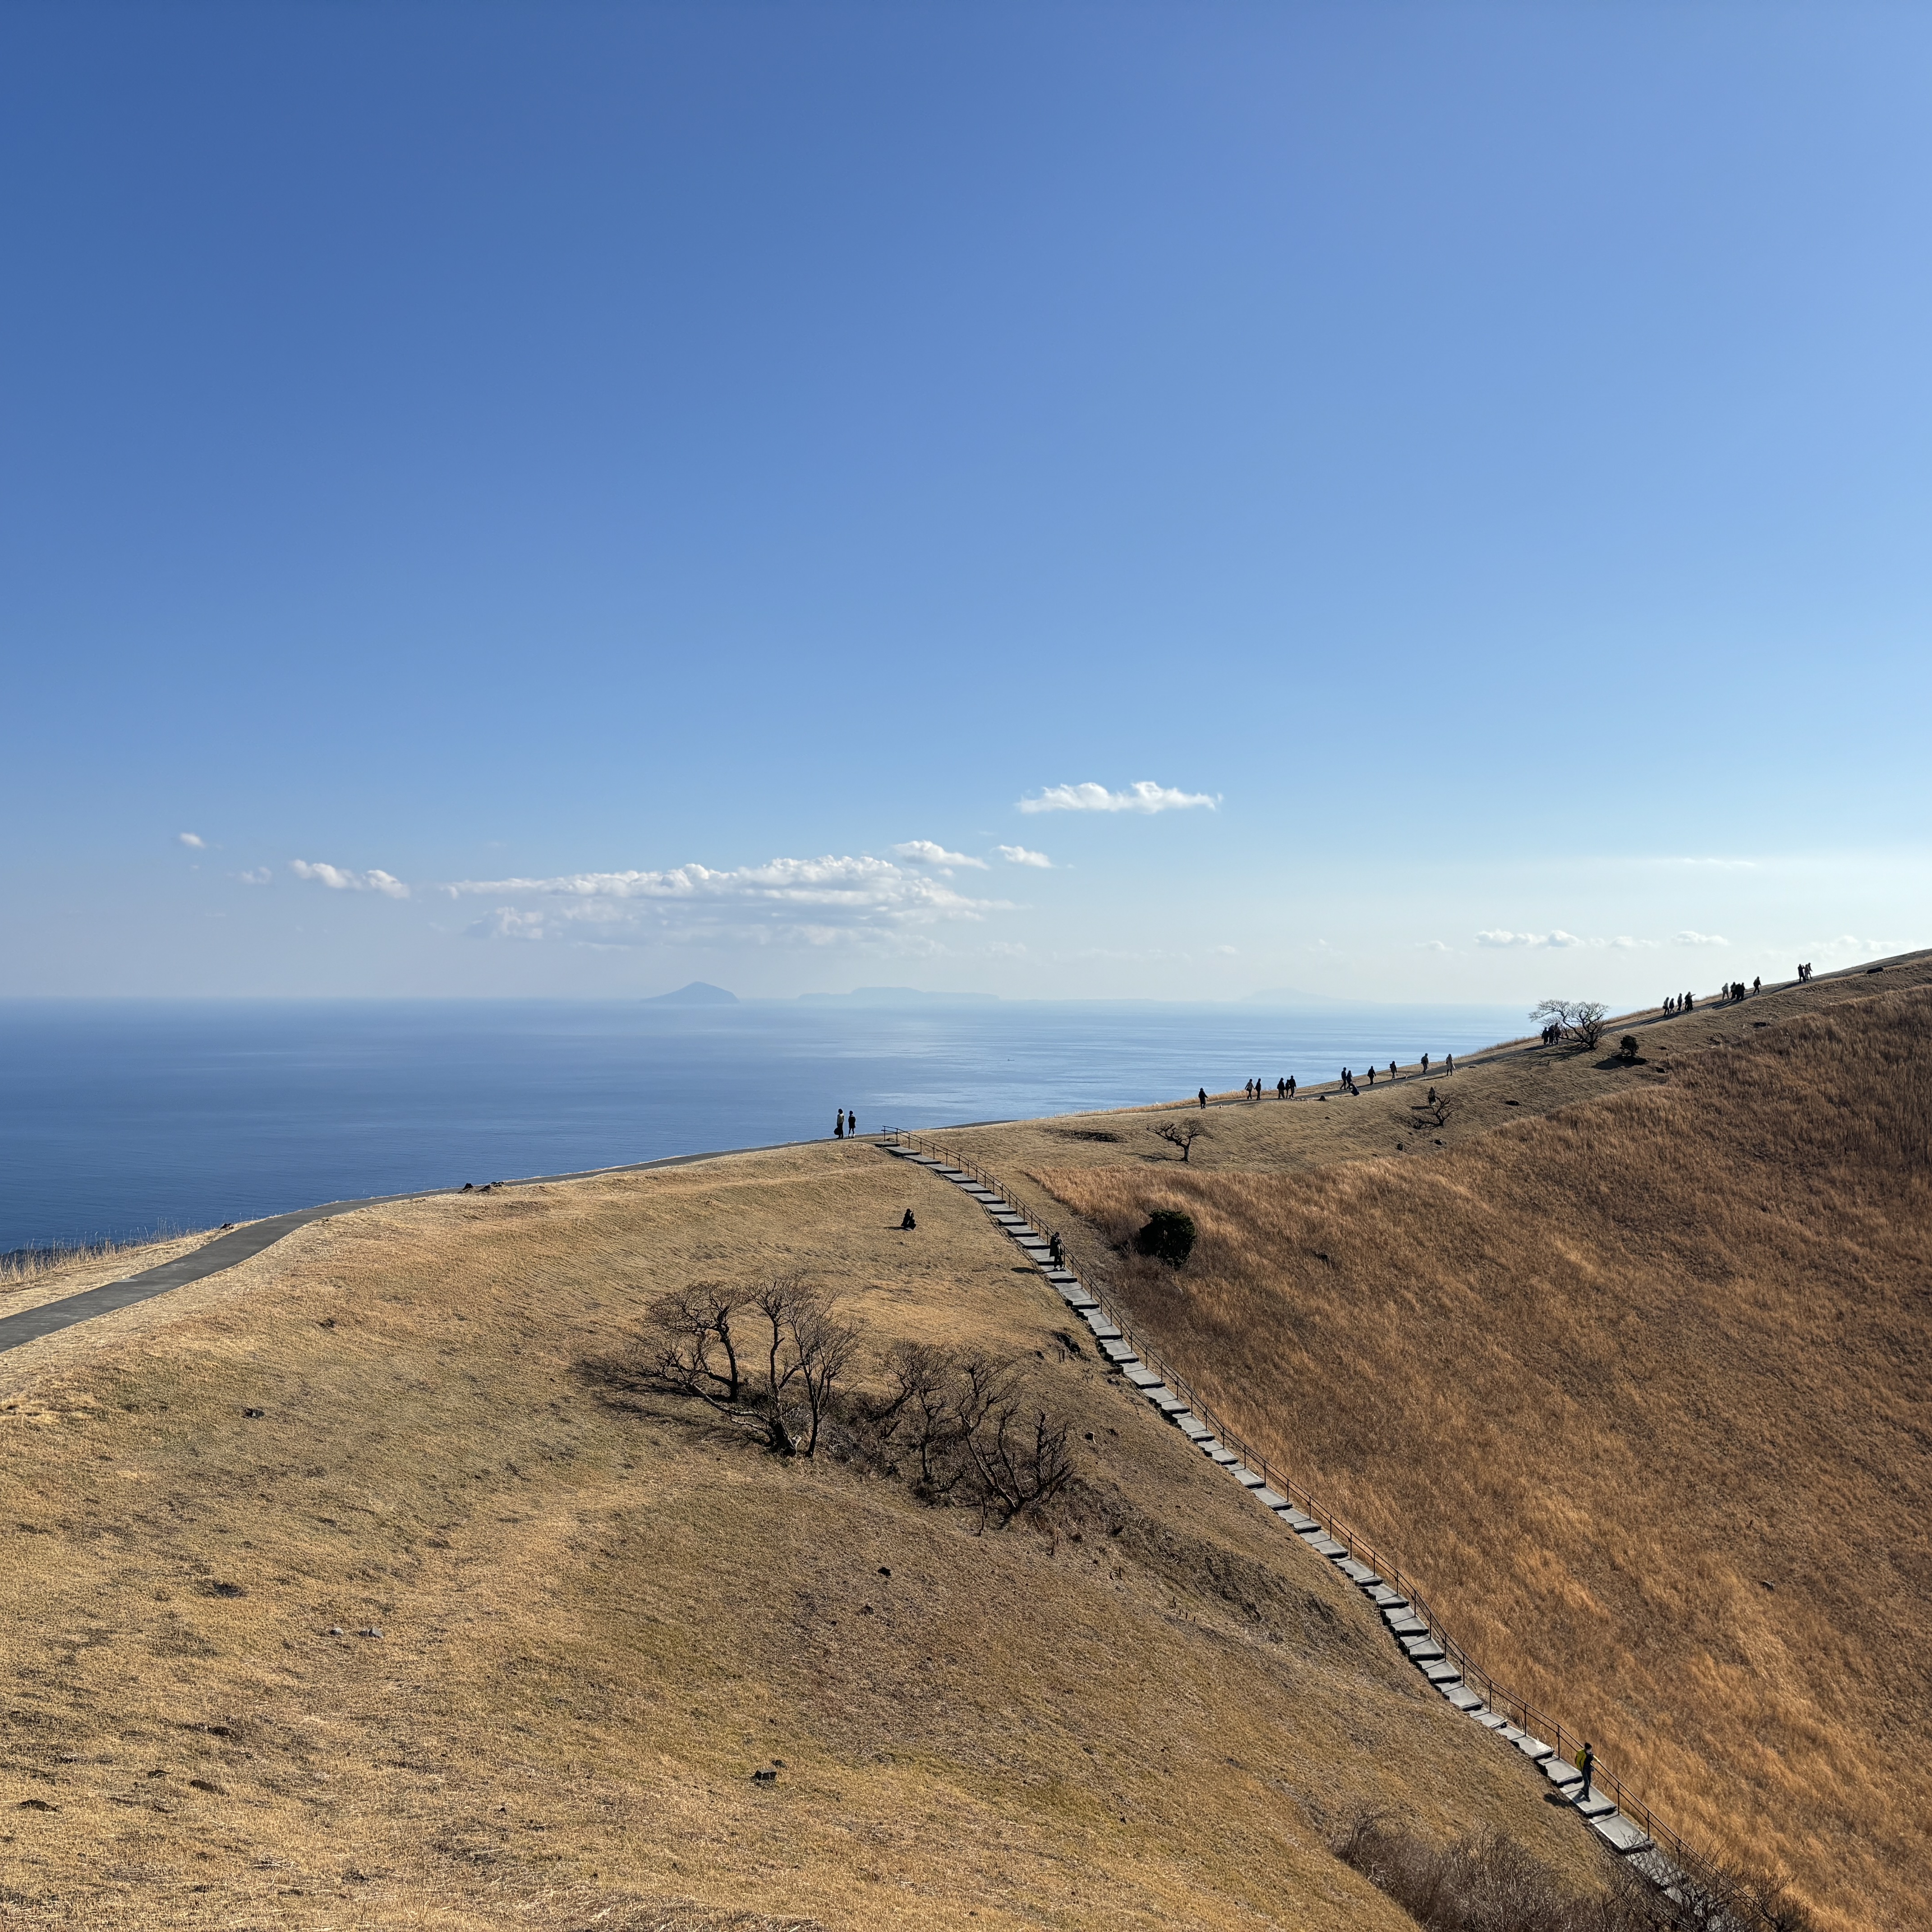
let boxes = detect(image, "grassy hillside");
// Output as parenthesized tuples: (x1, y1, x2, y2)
(0, 1138, 1617, 1929)
(984, 971, 1932, 1932)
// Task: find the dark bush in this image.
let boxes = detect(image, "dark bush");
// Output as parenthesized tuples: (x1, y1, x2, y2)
(1134, 1209, 1196, 1266)
(1620, 1035, 1640, 1062)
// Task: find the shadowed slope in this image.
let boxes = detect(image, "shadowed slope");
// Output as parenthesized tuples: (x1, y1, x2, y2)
(1035, 987, 1932, 1932)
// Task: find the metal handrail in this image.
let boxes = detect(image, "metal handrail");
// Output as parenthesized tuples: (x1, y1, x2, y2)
(879, 1125, 1777, 1926)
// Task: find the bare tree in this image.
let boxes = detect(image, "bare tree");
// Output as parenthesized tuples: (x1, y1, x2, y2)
(1569, 1000, 1610, 1050)
(856, 1343, 1072, 1523)
(1530, 998, 1612, 1052)
(1411, 1086, 1454, 1128)
(1152, 1119, 1205, 1162)
(635, 1274, 856, 1456)
(964, 1400, 1075, 1527)
(867, 1341, 969, 1495)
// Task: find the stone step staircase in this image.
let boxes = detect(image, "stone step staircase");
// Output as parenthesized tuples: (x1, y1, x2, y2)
(883, 1137, 1702, 1891)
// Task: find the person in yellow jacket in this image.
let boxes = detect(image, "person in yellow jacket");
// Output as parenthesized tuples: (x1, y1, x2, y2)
(1574, 1741, 1595, 1801)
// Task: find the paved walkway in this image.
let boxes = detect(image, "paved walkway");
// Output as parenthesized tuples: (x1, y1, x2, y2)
(0, 1137, 828, 1356)
(879, 1136, 1723, 1904)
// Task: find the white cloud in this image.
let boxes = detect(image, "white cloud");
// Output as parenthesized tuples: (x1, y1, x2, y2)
(1416, 940, 1453, 953)
(1211, 944, 1238, 956)
(446, 854, 1011, 946)
(996, 844, 1053, 868)
(1477, 929, 1648, 951)
(177, 832, 207, 849)
(237, 867, 272, 886)
(1674, 930, 1730, 947)
(1017, 780, 1219, 815)
(290, 860, 410, 899)
(890, 840, 989, 869)
(465, 906, 547, 942)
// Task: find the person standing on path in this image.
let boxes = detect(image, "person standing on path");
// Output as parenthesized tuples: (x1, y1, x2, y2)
(1575, 1741, 1594, 1803)
(1420, 1053, 1430, 1076)
(1388, 1060, 1397, 1084)
(1049, 1231, 1065, 1269)
(1444, 1053, 1454, 1074)
(1198, 1087, 1208, 1109)
(847, 1109, 857, 1137)
(835, 1109, 845, 1139)
(1287, 1075, 1296, 1099)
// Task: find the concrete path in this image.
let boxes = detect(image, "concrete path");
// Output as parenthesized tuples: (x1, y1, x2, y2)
(0, 1135, 831, 1357)
(879, 1136, 1717, 1899)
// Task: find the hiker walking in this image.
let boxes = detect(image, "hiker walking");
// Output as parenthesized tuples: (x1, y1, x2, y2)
(1444, 1053, 1454, 1074)
(1287, 1075, 1296, 1099)
(1575, 1741, 1595, 1802)
(1420, 1053, 1430, 1075)
(1366, 1065, 1375, 1086)
(1753, 976, 1761, 994)
(1388, 1060, 1397, 1083)
(1198, 1086, 1208, 1109)
(1049, 1231, 1065, 1269)
(835, 1109, 845, 1139)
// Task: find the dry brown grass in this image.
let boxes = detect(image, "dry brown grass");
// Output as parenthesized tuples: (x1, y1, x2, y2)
(1026, 983, 1932, 1932)
(0, 1223, 212, 1293)
(0, 1137, 1620, 1929)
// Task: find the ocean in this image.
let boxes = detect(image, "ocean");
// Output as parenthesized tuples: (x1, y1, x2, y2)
(0, 998, 1522, 1253)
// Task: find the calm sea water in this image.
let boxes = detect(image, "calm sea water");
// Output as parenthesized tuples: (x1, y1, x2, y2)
(0, 999, 1520, 1252)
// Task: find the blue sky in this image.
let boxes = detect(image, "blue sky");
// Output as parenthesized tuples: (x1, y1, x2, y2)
(5, 1, 1928, 1004)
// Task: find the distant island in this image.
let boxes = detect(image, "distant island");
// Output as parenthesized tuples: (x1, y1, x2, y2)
(641, 981, 740, 1006)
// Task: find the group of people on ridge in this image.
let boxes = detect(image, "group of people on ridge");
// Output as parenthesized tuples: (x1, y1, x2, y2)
(1205, 1053, 1453, 1106)
(1665, 966, 1814, 1017)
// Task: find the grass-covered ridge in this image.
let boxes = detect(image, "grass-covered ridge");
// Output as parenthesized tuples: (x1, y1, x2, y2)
(1006, 972, 1932, 1932)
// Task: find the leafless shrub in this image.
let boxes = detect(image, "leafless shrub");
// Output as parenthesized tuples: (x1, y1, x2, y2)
(626, 1274, 857, 1456)
(1152, 1119, 1205, 1162)
(608, 1302, 1077, 1524)
(1412, 1086, 1455, 1128)
(854, 1341, 1073, 1526)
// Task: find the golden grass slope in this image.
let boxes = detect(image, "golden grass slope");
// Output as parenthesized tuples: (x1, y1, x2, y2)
(1026, 982, 1932, 1932)
(0, 1137, 1618, 1929)
(935, 952, 1930, 1187)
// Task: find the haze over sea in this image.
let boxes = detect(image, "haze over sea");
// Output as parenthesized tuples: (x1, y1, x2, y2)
(0, 997, 1518, 1254)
